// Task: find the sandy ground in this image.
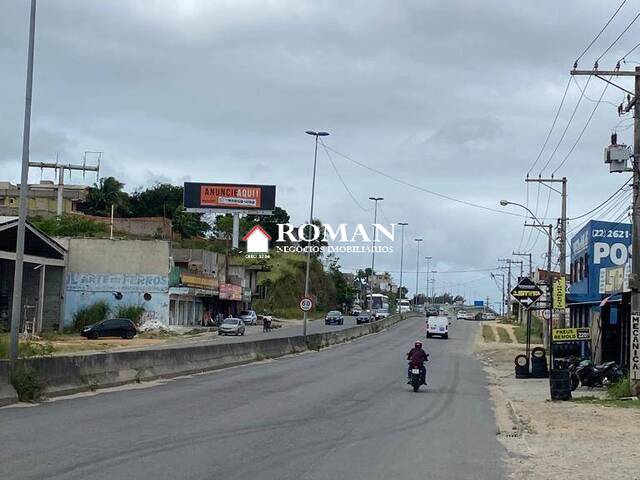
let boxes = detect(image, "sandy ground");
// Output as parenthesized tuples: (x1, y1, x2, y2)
(475, 322, 640, 480)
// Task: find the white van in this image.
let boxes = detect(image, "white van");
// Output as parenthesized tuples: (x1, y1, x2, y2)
(398, 299, 411, 313)
(426, 316, 449, 339)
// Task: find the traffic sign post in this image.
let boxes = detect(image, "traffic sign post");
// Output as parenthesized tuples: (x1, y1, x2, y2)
(299, 297, 314, 312)
(510, 278, 544, 310)
(511, 278, 544, 377)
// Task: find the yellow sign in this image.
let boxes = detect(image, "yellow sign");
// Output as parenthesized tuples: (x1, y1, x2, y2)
(552, 277, 566, 310)
(181, 272, 217, 290)
(552, 327, 591, 342)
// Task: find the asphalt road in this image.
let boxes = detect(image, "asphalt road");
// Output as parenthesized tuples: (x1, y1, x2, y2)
(0, 315, 505, 480)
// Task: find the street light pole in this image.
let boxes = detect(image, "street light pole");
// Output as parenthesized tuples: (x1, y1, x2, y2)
(302, 130, 329, 339)
(10, 0, 37, 364)
(398, 222, 408, 309)
(414, 238, 423, 307)
(368, 197, 383, 314)
(425, 256, 432, 304)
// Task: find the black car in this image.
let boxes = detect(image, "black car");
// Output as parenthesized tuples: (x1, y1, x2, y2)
(356, 313, 373, 324)
(81, 318, 137, 340)
(325, 310, 344, 325)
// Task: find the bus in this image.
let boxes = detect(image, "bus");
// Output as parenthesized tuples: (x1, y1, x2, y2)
(398, 299, 411, 313)
(367, 293, 390, 319)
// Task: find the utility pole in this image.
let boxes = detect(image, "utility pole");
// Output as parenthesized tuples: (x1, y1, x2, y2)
(10, 0, 37, 364)
(524, 222, 553, 351)
(398, 222, 408, 310)
(425, 256, 432, 304)
(526, 176, 567, 328)
(492, 273, 505, 317)
(414, 238, 423, 306)
(513, 252, 533, 277)
(571, 67, 640, 391)
(498, 259, 514, 320)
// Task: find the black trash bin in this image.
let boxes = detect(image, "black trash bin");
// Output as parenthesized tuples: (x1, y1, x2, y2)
(549, 369, 572, 401)
(530, 347, 549, 378)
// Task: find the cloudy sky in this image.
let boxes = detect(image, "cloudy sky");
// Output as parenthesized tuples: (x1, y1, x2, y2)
(1, 0, 637, 306)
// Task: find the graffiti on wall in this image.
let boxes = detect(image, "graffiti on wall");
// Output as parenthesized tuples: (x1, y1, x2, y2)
(63, 272, 170, 326)
(67, 273, 168, 292)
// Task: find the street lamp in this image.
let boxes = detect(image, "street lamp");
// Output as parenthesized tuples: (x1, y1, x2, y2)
(368, 197, 383, 315)
(414, 238, 423, 306)
(425, 256, 432, 304)
(398, 223, 408, 306)
(302, 130, 329, 339)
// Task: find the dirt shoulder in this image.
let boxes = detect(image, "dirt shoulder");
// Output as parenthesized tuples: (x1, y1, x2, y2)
(475, 324, 640, 480)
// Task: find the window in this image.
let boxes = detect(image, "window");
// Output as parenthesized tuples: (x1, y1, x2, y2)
(584, 253, 589, 279)
(579, 257, 584, 281)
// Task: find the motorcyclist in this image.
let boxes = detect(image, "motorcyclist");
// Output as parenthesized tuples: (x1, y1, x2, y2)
(407, 340, 429, 385)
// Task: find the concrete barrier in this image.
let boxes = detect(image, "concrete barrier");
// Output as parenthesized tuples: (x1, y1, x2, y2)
(0, 362, 18, 407)
(0, 313, 411, 404)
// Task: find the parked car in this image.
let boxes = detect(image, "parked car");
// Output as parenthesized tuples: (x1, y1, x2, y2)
(482, 312, 497, 320)
(426, 316, 449, 339)
(218, 318, 246, 336)
(81, 318, 137, 340)
(325, 310, 344, 325)
(239, 310, 258, 325)
(456, 310, 472, 320)
(356, 313, 373, 324)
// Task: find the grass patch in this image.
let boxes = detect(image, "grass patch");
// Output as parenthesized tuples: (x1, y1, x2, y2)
(114, 305, 146, 326)
(495, 326, 512, 343)
(572, 396, 640, 409)
(482, 325, 496, 342)
(0, 335, 56, 359)
(513, 315, 543, 344)
(10, 363, 45, 402)
(608, 374, 632, 399)
(73, 301, 110, 331)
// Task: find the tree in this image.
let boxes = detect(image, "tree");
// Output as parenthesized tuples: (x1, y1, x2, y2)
(326, 254, 356, 308)
(172, 206, 210, 239)
(243, 206, 290, 242)
(81, 177, 129, 216)
(129, 183, 183, 218)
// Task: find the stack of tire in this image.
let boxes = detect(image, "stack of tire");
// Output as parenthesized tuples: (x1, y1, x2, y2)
(530, 347, 549, 378)
(514, 354, 530, 378)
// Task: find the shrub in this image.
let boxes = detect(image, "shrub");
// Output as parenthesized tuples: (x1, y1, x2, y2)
(11, 363, 45, 402)
(73, 301, 110, 331)
(31, 214, 107, 237)
(114, 305, 146, 326)
(608, 374, 632, 399)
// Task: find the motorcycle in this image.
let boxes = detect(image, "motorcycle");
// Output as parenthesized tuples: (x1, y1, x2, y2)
(408, 358, 428, 392)
(568, 358, 624, 391)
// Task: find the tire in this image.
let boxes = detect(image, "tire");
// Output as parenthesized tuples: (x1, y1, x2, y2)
(514, 354, 528, 367)
(443, 333, 448, 339)
(88, 332, 98, 340)
(241, 330, 245, 336)
(125, 331, 135, 340)
(531, 347, 546, 359)
(570, 373, 580, 391)
(426, 333, 431, 338)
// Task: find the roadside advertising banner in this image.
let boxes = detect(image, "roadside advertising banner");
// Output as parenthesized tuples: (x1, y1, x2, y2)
(184, 182, 276, 211)
(552, 327, 591, 342)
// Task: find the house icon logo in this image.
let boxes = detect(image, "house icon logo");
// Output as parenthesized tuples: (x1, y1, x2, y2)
(243, 225, 271, 253)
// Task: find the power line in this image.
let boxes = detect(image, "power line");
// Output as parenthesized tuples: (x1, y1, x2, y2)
(575, 0, 628, 65)
(596, 10, 640, 64)
(568, 178, 631, 220)
(539, 76, 591, 173)
(552, 79, 611, 174)
(571, 75, 618, 107)
(321, 142, 525, 218)
(320, 143, 370, 212)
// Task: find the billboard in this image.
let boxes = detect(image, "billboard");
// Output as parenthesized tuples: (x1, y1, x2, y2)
(183, 182, 276, 212)
(219, 283, 242, 301)
(569, 220, 631, 300)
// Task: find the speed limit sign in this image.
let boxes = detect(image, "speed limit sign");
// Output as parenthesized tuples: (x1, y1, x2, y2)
(299, 297, 314, 312)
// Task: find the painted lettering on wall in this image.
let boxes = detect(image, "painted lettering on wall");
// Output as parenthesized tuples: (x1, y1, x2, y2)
(67, 273, 169, 292)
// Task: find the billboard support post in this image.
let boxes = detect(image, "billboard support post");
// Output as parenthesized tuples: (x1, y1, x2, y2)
(232, 212, 240, 250)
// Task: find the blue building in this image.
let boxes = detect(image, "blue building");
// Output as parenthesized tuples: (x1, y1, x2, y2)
(569, 220, 631, 365)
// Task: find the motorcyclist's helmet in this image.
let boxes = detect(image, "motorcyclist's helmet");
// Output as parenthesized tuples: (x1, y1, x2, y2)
(415, 341, 422, 348)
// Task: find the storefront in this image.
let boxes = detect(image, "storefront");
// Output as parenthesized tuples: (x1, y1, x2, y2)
(568, 220, 631, 365)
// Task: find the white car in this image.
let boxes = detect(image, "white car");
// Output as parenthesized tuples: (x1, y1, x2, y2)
(426, 316, 449, 339)
(456, 310, 472, 320)
(239, 310, 257, 325)
(482, 312, 497, 320)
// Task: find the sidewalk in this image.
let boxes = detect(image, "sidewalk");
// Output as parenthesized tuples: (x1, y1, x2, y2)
(475, 322, 640, 480)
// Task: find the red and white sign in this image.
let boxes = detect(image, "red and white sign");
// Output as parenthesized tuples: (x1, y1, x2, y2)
(299, 297, 314, 312)
(200, 185, 262, 209)
(219, 283, 242, 301)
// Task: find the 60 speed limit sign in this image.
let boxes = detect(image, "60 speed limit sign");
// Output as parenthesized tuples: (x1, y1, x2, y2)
(299, 297, 314, 312)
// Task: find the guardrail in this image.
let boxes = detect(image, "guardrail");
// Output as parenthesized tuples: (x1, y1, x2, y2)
(0, 312, 414, 406)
